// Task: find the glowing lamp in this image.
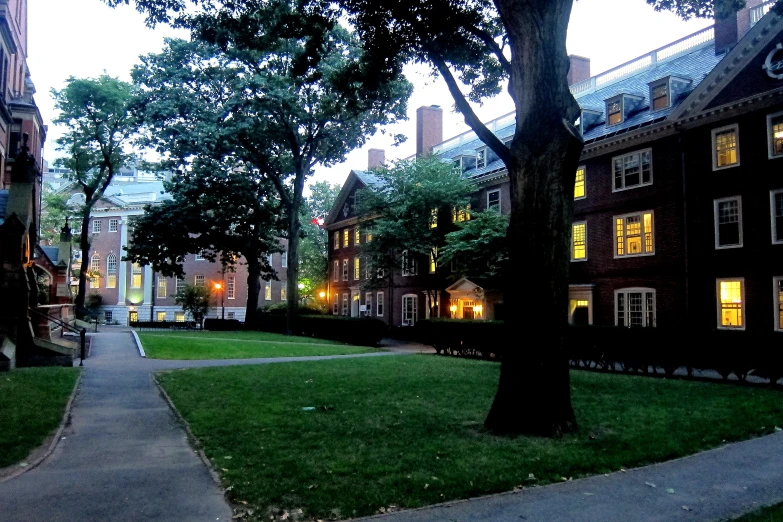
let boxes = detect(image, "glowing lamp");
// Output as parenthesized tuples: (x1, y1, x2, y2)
(214, 283, 222, 290)
(298, 283, 305, 290)
(449, 305, 457, 313)
(319, 291, 326, 298)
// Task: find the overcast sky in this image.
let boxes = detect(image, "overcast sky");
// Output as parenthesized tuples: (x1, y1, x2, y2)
(28, 0, 712, 188)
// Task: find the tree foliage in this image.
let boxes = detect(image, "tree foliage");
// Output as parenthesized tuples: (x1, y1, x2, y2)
(441, 210, 508, 281)
(39, 187, 76, 246)
(175, 283, 212, 326)
(299, 181, 341, 305)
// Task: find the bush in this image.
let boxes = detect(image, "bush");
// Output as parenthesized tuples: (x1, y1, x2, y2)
(415, 319, 505, 359)
(260, 302, 326, 316)
(256, 314, 387, 346)
(203, 318, 242, 331)
(131, 320, 197, 329)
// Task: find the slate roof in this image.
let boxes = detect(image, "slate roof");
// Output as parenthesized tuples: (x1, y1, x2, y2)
(0, 189, 7, 225)
(41, 246, 59, 264)
(354, 170, 384, 188)
(434, 35, 725, 178)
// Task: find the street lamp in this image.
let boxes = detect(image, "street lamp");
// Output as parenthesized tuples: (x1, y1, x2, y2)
(214, 282, 224, 320)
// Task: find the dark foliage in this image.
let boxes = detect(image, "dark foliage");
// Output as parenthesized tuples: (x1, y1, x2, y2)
(256, 314, 387, 346)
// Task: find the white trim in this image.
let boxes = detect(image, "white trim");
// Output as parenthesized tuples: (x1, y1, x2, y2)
(611, 148, 653, 192)
(714, 196, 743, 249)
(568, 286, 593, 325)
(401, 293, 418, 326)
(109, 218, 119, 232)
(487, 188, 501, 212)
(333, 260, 339, 282)
(376, 291, 384, 317)
(614, 287, 656, 327)
(613, 210, 655, 258)
(571, 221, 587, 262)
(648, 79, 671, 112)
(476, 147, 487, 170)
(716, 278, 746, 330)
(767, 110, 783, 159)
(92, 219, 101, 234)
(772, 189, 783, 245)
(774, 277, 783, 332)
(711, 124, 740, 171)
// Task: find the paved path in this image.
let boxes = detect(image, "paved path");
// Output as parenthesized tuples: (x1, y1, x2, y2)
(0, 332, 233, 522)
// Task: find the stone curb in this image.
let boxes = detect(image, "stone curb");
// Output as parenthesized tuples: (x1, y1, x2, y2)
(0, 369, 83, 484)
(131, 330, 146, 358)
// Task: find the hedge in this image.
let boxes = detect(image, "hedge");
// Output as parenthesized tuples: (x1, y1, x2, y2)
(256, 314, 387, 346)
(415, 319, 504, 359)
(203, 318, 243, 331)
(130, 320, 199, 329)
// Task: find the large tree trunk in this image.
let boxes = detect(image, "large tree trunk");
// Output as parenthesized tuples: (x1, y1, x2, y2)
(74, 212, 91, 315)
(245, 257, 262, 328)
(484, 0, 583, 437)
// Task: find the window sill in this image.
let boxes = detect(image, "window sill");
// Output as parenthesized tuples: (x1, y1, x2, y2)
(716, 325, 746, 331)
(715, 244, 743, 250)
(571, 258, 588, 263)
(712, 163, 740, 171)
(613, 252, 655, 259)
(611, 183, 653, 193)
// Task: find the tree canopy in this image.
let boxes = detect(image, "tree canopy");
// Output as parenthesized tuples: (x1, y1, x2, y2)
(299, 181, 341, 306)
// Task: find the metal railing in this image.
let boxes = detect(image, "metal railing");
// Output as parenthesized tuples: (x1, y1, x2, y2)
(29, 307, 87, 366)
(751, 0, 776, 27)
(569, 25, 715, 96)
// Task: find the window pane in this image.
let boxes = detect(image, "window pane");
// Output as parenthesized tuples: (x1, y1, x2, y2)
(572, 223, 586, 260)
(574, 167, 585, 199)
(715, 129, 738, 167)
(617, 293, 625, 327)
(773, 116, 783, 156)
(643, 213, 654, 253)
(719, 280, 743, 327)
(626, 216, 642, 254)
(718, 200, 740, 246)
(615, 218, 624, 256)
(628, 292, 643, 327)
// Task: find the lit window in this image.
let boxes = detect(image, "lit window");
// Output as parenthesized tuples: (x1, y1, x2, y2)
(717, 279, 744, 329)
(354, 257, 360, 280)
(342, 229, 349, 247)
(157, 277, 167, 298)
(194, 275, 205, 287)
(615, 211, 654, 257)
(355, 228, 361, 245)
(175, 312, 185, 323)
(402, 294, 417, 326)
(452, 205, 471, 222)
(612, 149, 652, 191)
(175, 278, 185, 295)
(334, 232, 340, 250)
(333, 294, 339, 315)
(574, 166, 586, 199)
(281, 251, 287, 268)
(281, 287, 286, 301)
(90, 254, 100, 288)
(568, 290, 592, 326)
(227, 276, 235, 299)
(430, 208, 438, 229)
(616, 288, 656, 327)
(429, 247, 437, 273)
(712, 125, 740, 169)
(342, 293, 349, 315)
(651, 83, 669, 111)
(265, 280, 272, 300)
(365, 227, 373, 242)
(607, 100, 622, 125)
(156, 311, 166, 322)
(772, 190, 783, 244)
(377, 291, 384, 317)
(402, 250, 417, 276)
(106, 254, 117, 289)
(769, 112, 783, 158)
(714, 197, 743, 249)
(572, 222, 587, 261)
(132, 263, 143, 288)
(342, 259, 348, 281)
(92, 220, 102, 234)
(109, 218, 119, 232)
(476, 148, 487, 170)
(333, 260, 339, 282)
(487, 190, 501, 213)
(775, 277, 783, 331)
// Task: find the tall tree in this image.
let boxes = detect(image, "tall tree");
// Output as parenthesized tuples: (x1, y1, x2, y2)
(39, 187, 75, 246)
(128, 15, 411, 334)
(124, 158, 282, 325)
(52, 75, 137, 314)
(109, 0, 741, 436)
(299, 181, 341, 305)
(440, 210, 509, 281)
(359, 157, 473, 317)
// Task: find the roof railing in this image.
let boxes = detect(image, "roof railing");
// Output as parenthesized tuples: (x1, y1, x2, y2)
(750, 0, 776, 27)
(569, 25, 715, 97)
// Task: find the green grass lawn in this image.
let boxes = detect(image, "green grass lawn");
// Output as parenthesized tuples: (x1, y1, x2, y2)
(0, 367, 80, 469)
(157, 356, 783, 520)
(732, 504, 783, 522)
(137, 330, 378, 360)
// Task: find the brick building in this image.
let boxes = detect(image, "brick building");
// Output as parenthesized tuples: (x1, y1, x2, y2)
(326, 0, 783, 335)
(59, 180, 289, 326)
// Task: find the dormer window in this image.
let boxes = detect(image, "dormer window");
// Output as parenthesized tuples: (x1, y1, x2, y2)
(452, 158, 463, 175)
(651, 83, 669, 111)
(607, 101, 622, 125)
(476, 148, 487, 170)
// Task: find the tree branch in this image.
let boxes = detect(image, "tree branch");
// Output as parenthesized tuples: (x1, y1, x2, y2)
(430, 54, 511, 166)
(465, 24, 512, 77)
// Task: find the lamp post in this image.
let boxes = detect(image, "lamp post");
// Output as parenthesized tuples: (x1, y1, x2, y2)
(214, 282, 224, 319)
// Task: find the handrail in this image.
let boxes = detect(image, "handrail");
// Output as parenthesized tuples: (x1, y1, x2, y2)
(29, 307, 87, 366)
(750, 0, 776, 27)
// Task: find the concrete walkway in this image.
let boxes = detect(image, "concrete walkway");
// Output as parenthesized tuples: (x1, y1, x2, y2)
(0, 332, 233, 522)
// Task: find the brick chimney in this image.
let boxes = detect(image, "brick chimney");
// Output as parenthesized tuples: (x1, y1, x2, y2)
(368, 148, 385, 169)
(567, 55, 591, 85)
(713, 0, 760, 56)
(416, 105, 443, 157)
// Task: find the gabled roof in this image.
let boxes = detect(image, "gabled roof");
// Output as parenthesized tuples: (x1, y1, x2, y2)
(41, 246, 59, 265)
(324, 170, 379, 227)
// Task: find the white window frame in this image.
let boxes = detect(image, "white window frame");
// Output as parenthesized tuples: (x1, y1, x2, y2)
(571, 221, 587, 262)
(157, 276, 167, 298)
(649, 80, 670, 112)
(195, 251, 205, 261)
(92, 220, 101, 234)
(714, 196, 743, 249)
(774, 276, 783, 332)
(334, 231, 340, 250)
(227, 275, 235, 299)
(265, 280, 272, 301)
(365, 292, 373, 317)
(568, 286, 593, 325)
(768, 111, 783, 159)
(156, 311, 167, 322)
(176, 278, 185, 295)
(333, 260, 339, 282)
(717, 278, 745, 330)
(281, 251, 287, 268)
(342, 293, 349, 315)
(487, 189, 501, 213)
(614, 287, 656, 328)
(376, 291, 384, 317)
(106, 254, 117, 289)
(355, 227, 361, 245)
(109, 218, 119, 232)
(611, 149, 653, 192)
(614, 210, 655, 258)
(342, 229, 349, 247)
(712, 124, 740, 171)
(401, 250, 417, 276)
(342, 259, 348, 281)
(402, 294, 418, 326)
(333, 294, 339, 315)
(354, 257, 360, 280)
(89, 254, 100, 288)
(771, 189, 783, 245)
(131, 263, 143, 289)
(574, 165, 586, 200)
(476, 147, 487, 170)
(281, 287, 286, 301)
(194, 275, 205, 287)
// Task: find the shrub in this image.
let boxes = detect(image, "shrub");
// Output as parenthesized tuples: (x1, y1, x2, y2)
(260, 302, 325, 316)
(130, 320, 197, 329)
(256, 314, 387, 346)
(203, 318, 242, 331)
(415, 319, 505, 359)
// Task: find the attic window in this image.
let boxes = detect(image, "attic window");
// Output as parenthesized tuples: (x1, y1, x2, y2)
(476, 148, 487, 170)
(452, 158, 462, 175)
(651, 83, 669, 111)
(607, 101, 622, 126)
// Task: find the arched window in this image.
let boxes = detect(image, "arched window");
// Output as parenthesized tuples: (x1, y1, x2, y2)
(106, 254, 117, 289)
(90, 254, 100, 288)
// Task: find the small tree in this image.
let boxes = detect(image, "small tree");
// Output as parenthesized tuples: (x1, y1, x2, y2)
(175, 284, 212, 328)
(360, 157, 473, 317)
(299, 181, 341, 303)
(441, 210, 509, 281)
